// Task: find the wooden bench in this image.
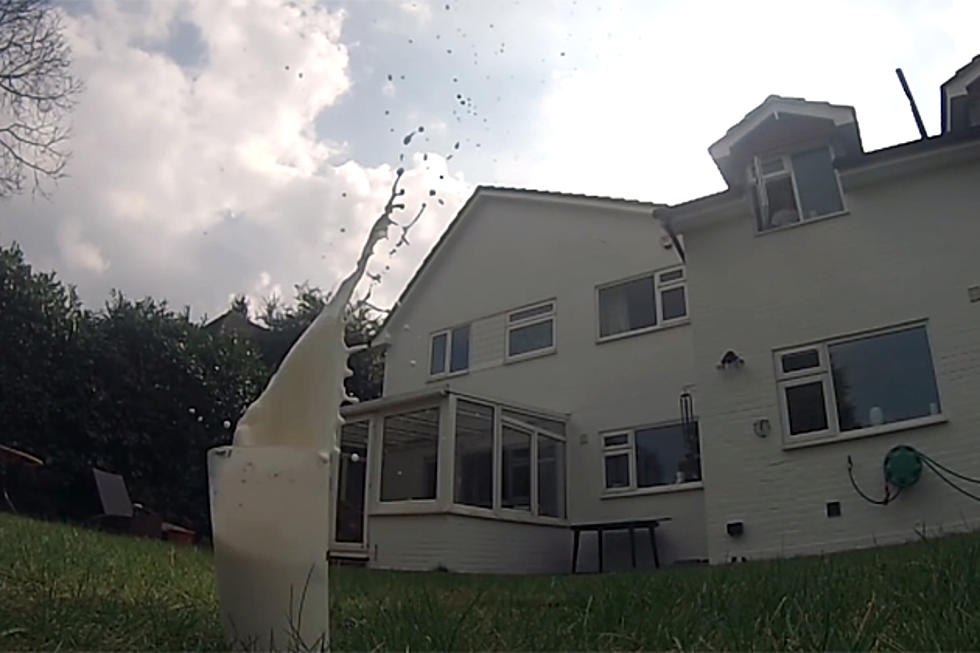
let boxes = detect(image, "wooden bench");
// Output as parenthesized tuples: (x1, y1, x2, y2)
(570, 517, 671, 573)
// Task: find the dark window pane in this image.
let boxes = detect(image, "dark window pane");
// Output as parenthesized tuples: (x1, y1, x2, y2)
(659, 269, 684, 283)
(661, 287, 687, 320)
(501, 409, 565, 436)
(599, 276, 656, 337)
(635, 422, 701, 487)
(381, 407, 439, 501)
(781, 349, 820, 373)
(537, 438, 565, 518)
(760, 156, 785, 175)
(430, 333, 447, 375)
(454, 400, 493, 508)
(829, 327, 941, 432)
(501, 425, 531, 510)
(603, 433, 628, 447)
(792, 147, 843, 219)
(508, 320, 553, 356)
(604, 454, 630, 489)
(336, 421, 368, 543)
(510, 303, 553, 322)
(450, 325, 470, 372)
(785, 382, 829, 435)
(763, 175, 799, 229)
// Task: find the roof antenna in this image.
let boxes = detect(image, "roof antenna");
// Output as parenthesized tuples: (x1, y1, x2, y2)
(895, 68, 928, 139)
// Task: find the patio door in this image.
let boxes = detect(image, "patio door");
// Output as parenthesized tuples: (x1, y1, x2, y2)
(332, 420, 369, 552)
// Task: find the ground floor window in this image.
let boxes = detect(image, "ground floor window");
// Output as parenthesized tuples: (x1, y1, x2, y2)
(380, 406, 440, 501)
(602, 421, 701, 492)
(453, 399, 566, 518)
(775, 324, 941, 443)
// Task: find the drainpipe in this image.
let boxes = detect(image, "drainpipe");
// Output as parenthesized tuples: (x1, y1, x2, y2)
(653, 207, 686, 263)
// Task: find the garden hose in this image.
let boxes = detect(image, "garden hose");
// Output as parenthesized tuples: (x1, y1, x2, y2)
(847, 445, 980, 505)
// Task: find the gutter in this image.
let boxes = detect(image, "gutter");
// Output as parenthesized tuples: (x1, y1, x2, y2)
(341, 385, 450, 418)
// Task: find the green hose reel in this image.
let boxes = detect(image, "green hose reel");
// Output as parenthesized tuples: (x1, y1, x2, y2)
(883, 445, 923, 489)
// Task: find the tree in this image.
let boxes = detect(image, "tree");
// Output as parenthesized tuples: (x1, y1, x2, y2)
(0, 0, 82, 198)
(259, 283, 385, 401)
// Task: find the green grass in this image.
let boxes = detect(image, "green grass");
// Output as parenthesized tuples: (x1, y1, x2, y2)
(4, 512, 980, 650)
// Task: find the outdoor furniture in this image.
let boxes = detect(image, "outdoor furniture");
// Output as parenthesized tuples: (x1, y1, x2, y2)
(0, 444, 44, 513)
(91, 468, 195, 543)
(570, 517, 671, 573)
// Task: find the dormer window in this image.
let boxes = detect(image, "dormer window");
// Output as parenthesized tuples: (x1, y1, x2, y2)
(752, 146, 844, 232)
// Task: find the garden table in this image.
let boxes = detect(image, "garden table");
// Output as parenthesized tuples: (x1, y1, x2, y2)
(570, 517, 671, 573)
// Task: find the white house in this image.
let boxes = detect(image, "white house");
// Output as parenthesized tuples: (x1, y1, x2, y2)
(331, 54, 980, 572)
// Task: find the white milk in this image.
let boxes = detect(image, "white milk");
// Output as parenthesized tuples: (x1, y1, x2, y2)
(208, 177, 404, 651)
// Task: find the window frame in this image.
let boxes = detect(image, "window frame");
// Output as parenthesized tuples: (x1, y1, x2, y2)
(505, 300, 556, 362)
(595, 266, 689, 343)
(600, 420, 703, 497)
(752, 144, 848, 233)
(448, 397, 567, 521)
(429, 323, 470, 377)
(774, 322, 945, 448)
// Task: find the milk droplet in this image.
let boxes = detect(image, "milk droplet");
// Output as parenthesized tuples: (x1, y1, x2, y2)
(188, 407, 196, 414)
(197, 415, 204, 422)
(409, 360, 417, 366)
(350, 452, 360, 463)
(223, 420, 232, 429)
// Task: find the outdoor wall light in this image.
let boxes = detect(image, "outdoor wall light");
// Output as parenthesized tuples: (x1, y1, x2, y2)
(717, 350, 745, 370)
(753, 418, 771, 438)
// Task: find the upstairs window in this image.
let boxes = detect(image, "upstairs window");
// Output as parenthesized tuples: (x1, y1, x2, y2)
(753, 146, 844, 231)
(430, 324, 470, 376)
(507, 301, 556, 360)
(598, 267, 687, 340)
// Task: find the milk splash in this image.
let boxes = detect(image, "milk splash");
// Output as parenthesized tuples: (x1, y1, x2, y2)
(232, 169, 412, 452)
(208, 169, 419, 651)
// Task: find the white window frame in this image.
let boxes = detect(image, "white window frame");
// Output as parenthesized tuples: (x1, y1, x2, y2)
(595, 266, 689, 343)
(775, 323, 945, 448)
(505, 300, 556, 362)
(429, 324, 470, 377)
(600, 421, 703, 496)
(751, 144, 847, 233)
(499, 415, 565, 518)
(449, 398, 567, 522)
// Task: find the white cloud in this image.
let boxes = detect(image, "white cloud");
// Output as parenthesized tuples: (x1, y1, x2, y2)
(0, 0, 471, 322)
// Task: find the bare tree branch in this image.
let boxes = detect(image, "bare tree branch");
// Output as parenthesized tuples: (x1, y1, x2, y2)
(0, 0, 82, 199)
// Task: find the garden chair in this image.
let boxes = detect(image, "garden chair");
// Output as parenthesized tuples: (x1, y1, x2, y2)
(90, 468, 195, 543)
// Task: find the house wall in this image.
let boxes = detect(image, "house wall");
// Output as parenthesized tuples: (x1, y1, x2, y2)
(379, 193, 708, 566)
(681, 154, 980, 563)
(368, 513, 571, 574)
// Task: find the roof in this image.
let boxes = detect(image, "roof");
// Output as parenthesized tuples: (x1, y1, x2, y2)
(941, 53, 980, 132)
(659, 126, 980, 229)
(709, 95, 858, 161)
(373, 185, 660, 345)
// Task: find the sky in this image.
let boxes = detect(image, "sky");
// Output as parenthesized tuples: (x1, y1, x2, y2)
(1, 0, 978, 322)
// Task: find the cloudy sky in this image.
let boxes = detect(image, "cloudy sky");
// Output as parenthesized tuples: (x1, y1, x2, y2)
(2, 0, 977, 321)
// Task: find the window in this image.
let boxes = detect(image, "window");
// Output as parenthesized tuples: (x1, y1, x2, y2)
(454, 400, 493, 509)
(601, 421, 701, 492)
(598, 268, 687, 339)
(380, 407, 440, 501)
(537, 437, 565, 518)
(776, 325, 942, 442)
(430, 324, 470, 375)
(451, 400, 566, 519)
(507, 301, 555, 359)
(501, 424, 532, 510)
(753, 146, 844, 231)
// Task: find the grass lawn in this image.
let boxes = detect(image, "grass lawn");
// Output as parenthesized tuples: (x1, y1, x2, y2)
(4, 512, 980, 650)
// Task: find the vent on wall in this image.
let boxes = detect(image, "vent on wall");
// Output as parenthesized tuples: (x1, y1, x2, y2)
(969, 286, 980, 303)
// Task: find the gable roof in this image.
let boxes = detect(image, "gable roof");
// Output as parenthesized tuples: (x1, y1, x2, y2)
(372, 185, 659, 345)
(708, 95, 861, 186)
(941, 53, 980, 132)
